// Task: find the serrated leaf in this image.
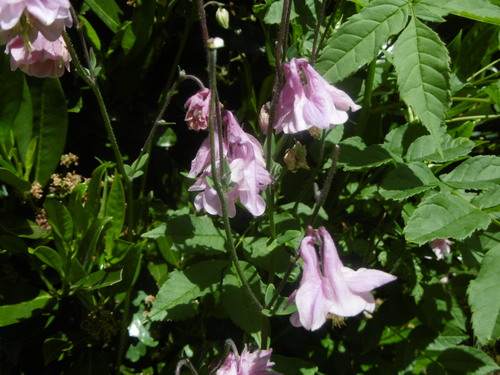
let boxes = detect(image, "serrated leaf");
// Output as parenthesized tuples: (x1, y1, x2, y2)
(338, 137, 393, 170)
(440, 156, 500, 189)
(406, 134, 474, 163)
(150, 260, 226, 321)
(379, 162, 440, 200)
(436, 345, 500, 374)
(316, 0, 409, 82)
(222, 262, 265, 337)
(404, 192, 491, 244)
(165, 214, 226, 255)
(393, 16, 451, 155)
(446, 0, 500, 25)
(468, 245, 500, 345)
(472, 187, 500, 211)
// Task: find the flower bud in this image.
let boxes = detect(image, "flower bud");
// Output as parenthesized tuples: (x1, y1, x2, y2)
(216, 7, 230, 29)
(284, 140, 310, 172)
(259, 102, 270, 135)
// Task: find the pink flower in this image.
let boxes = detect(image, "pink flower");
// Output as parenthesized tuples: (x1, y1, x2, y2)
(289, 227, 396, 331)
(184, 88, 212, 131)
(188, 109, 272, 217)
(0, 0, 72, 44)
(275, 58, 361, 134)
(6, 32, 70, 77)
(429, 238, 451, 260)
(216, 345, 281, 375)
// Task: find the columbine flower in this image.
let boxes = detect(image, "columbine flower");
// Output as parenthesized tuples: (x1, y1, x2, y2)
(216, 344, 281, 375)
(275, 58, 361, 134)
(289, 226, 396, 331)
(187, 109, 272, 217)
(0, 0, 72, 44)
(6, 32, 70, 77)
(184, 88, 212, 131)
(429, 238, 451, 260)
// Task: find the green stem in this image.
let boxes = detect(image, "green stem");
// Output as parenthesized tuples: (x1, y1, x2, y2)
(452, 97, 493, 104)
(445, 114, 500, 123)
(310, 0, 328, 64)
(467, 58, 500, 82)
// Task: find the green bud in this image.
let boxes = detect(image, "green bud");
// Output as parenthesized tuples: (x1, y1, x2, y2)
(216, 7, 230, 29)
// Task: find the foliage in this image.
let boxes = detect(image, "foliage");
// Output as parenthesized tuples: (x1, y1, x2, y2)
(1, 0, 500, 374)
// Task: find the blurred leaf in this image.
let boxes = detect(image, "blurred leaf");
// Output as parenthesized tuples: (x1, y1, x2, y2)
(404, 192, 491, 245)
(44, 199, 74, 245)
(104, 174, 125, 252)
(379, 162, 440, 200)
(31, 78, 68, 186)
(316, 0, 409, 82)
(71, 268, 123, 291)
(468, 245, 500, 345)
(0, 167, 31, 192)
(121, 0, 155, 55)
(440, 156, 500, 189)
(150, 260, 226, 321)
(43, 335, 72, 365)
(471, 187, 500, 211)
(78, 15, 102, 51)
(393, 17, 451, 155)
(30, 246, 64, 274)
(222, 262, 265, 338)
(446, 0, 500, 25)
(0, 289, 53, 327)
(156, 128, 177, 149)
(273, 355, 319, 375)
(84, 0, 122, 33)
(85, 162, 110, 219)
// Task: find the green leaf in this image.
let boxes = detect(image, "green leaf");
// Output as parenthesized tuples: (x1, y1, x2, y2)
(445, 0, 500, 25)
(84, 0, 122, 33)
(104, 174, 125, 250)
(165, 214, 226, 255)
(149, 260, 226, 321)
(472, 187, 500, 211)
(0, 289, 53, 327)
(406, 134, 474, 163)
(440, 156, 500, 189)
(393, 16, 451, 154)
(0, 167, 31, 192)
(338, 137, 394, 170)
(435, 345, 500, 374)
(273, 355, 318, 375)
(85, 162, 110, 218)
(30, 246, 64, 274)
(315, 0, 409, 82)
(404, 192, 491, 245)
(71, 268, 123, 291)
(468, 245, 500, 345)
(31, 78, 68, 186)
(222, 262, 265, 338)
(379, 162, 440, 200)
(44, 199, 74, 245)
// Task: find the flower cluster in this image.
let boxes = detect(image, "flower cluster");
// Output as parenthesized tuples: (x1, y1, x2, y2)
(185, 91, 272, 217)
(288, 226, 397, 331)
(0, 0, 72, 77)
(216, 345, 281, 375)
(274, 58, 360, 134)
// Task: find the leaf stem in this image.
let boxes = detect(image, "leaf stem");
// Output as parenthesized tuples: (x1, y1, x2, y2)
(445, 114, 500, 123)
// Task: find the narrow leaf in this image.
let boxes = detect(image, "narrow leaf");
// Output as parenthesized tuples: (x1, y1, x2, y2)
(0, 168, 31, 192)
(468, 245, 500, 345)
(316, 0, 409, 82)
(84, 0, 122, 33)
(404, 192, 491, 244)
(104, 174, 125, 247)
(393, 16, 451, 153)
(30, 246, 64, 274)
(446, 0, 500, 25)
(44, 199, 74, 245)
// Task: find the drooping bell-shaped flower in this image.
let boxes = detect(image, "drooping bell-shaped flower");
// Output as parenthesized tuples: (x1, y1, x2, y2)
(184, 88, 212, 131)
(187, 107, 272, 217)
(216, 344, 281, 375)
(6, 32, 70, 77)
(429, 238, 451, 260)
(0, 0, 72, 44)
(289, 226, 396, 331)
(275, 58, 361, 134)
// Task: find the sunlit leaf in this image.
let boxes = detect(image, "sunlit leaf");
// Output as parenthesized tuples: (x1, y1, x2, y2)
(440, 156, 500, 189)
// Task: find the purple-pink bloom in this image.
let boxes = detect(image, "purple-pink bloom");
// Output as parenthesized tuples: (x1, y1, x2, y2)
(6, 32, 70, 77)
(289, 226, 396, 331)
(275, 58, 361, 134)
(184, 88, 211, 131)
(187, 108, 272, 217)
(0, 0, 72, 44)
(429, 238, 451, 260)
(216, 345, 281, 375)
